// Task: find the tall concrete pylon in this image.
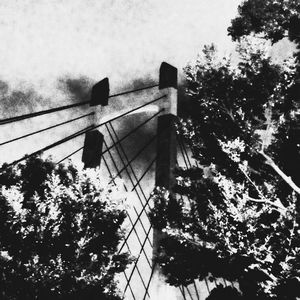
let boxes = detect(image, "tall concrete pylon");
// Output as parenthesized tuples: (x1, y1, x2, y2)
(150, 62, 181, 299)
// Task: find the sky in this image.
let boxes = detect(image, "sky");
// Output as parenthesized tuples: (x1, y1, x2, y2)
(0, 0, 242, 93)
(0, 0, 246, 167)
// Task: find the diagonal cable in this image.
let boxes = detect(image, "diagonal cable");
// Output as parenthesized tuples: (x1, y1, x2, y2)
(102, 155, 150, 298)
(103, 139, 152, 267)
(0, 124, 94, 173)
(56, 110, 163, 165)
(118, 157, 156, 254)
(56, 146, 84, 165)
(0, 101, 91, 125)
(0, 112, 94, 147)
(123, 225, 152, 298)
(106, 123, 152, 219)
(108, 122, 153, 211)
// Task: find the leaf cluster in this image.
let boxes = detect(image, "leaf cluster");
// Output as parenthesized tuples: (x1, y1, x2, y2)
(0, 156, 131, 300)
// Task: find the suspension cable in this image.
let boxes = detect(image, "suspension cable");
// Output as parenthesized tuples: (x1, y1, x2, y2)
(93, 95, 166, 130)
(0, 125, 93, 172)
(109, 83, 158, 98)
(102, 109, 163, 156)
(1, 95, 165, 170)
(108, 122, 152, 207)
(102, 139, 152, 266)
(109, 134, 157, 184)
(0, 85, 161, 126)
(56, 146, 84, 165)
(57, 109, 163, 164)
(0, 101, 90, 125)
(123, 225, 152, 298)
(102, 154, 143, 300)
(0, 112, 94, 147)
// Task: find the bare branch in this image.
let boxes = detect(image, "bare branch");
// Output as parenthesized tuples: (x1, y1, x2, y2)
(245, 196, 287, 215)
(260, 151, 300, 195)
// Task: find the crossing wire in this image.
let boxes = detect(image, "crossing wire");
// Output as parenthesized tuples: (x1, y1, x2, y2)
(102, 109, 163, 157)
(123, 225, 153, 298)
(108, 122, 153, 211)
(103, 139, 152, 267)
(102, 154, 150, 299)
(1, 95, 166, 172)
(103, 140, 153, 300)
(104, 138, 153, 257)
(102, 155, 138, 300)
(118, 193, 153, 255)
(117, 156, 156, 254)
(56, 109, 163, 164)
(0, 83, 159, 126)
(106, 125, 152, 264)
(0, 112, 94, 147)
(109, 133, 157, 185)
(142, 266, 155, 300)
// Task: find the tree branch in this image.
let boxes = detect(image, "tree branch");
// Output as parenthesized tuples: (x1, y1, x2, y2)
(245, 196, 287, 215)
(260, 151, 300, 195)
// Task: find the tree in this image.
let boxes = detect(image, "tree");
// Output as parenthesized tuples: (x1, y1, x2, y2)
(228, 0, 300, 76)
(150, 41, 300, 299)
(0, 156, 131, 300)
(228, 0, 300, 44)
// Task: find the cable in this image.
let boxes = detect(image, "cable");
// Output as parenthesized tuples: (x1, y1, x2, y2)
(0, 125, 94, 172)
(181, 137, 192, 168)
(118, 194, 153, 254)
(131, 156, 156, 191)
(0, 112, 94, 147)
(56, 109, 163, 165)
(0, 95, 165, 171)
(109, 84, 159, 98)
(108, 122, 153, 211)
(185, 285, 194, 300)
(193, 280, 200, 300)
(0, 88, 163, 127)
(142, 265, 155, 300)
(109, 134, 157, 184)
(102, 154, 150, 298)
(101, 109, 163, 156)
(56, 146, 84, 165)
(92, 95, 166, 130)
(123, 225, 152, 298)
(102, 139, 152, 267)
(0, 100, 90, 125)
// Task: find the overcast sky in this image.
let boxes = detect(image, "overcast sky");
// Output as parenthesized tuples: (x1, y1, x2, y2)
(0, 0, 245, 166)
(0, 0, 242, 92)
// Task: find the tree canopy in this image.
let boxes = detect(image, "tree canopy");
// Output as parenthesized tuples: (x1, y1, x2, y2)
(0, 156, 131, 300)
(228, 0, 300, 77)
(150, 38, 300, 299)
(228, 0, 300, 44)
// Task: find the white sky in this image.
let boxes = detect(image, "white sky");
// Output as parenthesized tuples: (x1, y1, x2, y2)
(0, 0, 243, 165)
(0, 0, 242, 92)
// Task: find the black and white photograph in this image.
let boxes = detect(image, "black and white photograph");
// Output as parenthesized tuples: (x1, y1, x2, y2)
(0, 1, 299, 299)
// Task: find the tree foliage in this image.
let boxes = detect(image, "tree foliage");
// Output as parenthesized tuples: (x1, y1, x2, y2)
(228, 0, 300, 44)
(0, 156, 131, 300)
(150, 40, 300, 299)
(228, 0, 300, 75)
